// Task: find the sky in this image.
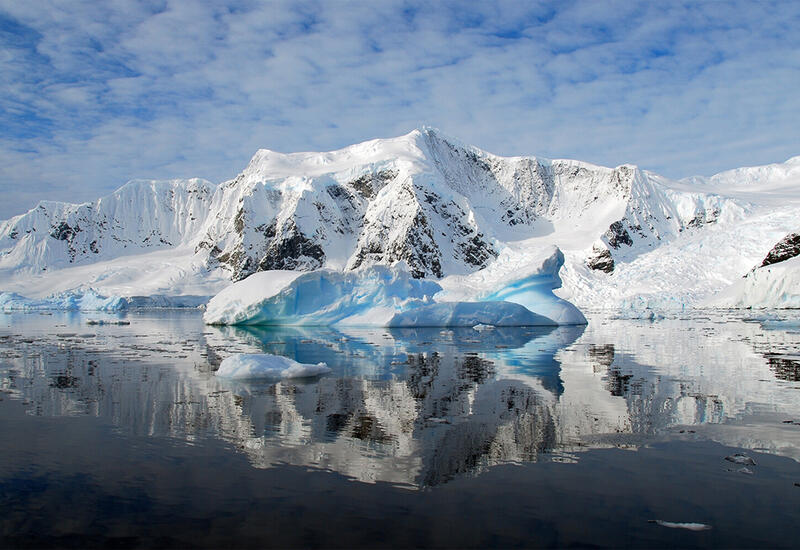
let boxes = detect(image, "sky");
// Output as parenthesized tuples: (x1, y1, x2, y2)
(1, 0, 799, 220)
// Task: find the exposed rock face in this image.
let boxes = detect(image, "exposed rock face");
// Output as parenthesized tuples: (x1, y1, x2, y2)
(761, 232, 800, 267)
(586, 246, 615, 273)
(604, 222, 633, 249)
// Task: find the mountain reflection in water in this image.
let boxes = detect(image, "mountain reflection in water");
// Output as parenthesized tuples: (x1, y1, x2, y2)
(1, 311, 800, 489)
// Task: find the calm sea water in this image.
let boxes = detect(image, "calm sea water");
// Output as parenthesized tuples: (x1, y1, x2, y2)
(1, 309, 800, 548)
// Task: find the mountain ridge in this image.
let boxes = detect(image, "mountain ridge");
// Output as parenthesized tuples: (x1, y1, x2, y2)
(1, 128, 797, 309)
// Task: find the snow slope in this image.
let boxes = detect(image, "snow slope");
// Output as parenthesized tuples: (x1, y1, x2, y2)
(707, 231, 800, 309)
(709, 256, 800, 309)
(0, 178, 214, 273)
(0, 128, 797, 310)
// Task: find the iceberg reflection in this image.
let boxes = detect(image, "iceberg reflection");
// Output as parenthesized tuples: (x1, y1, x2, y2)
(1, 311, 799, 487)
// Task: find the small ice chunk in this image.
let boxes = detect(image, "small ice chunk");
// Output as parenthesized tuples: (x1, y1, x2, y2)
(86, 319, 130, 325)
(652, 520, 711, 531)
(473, 324, 495, 331)
(725, 453, 756, 466)
(216, 353, 331, 380)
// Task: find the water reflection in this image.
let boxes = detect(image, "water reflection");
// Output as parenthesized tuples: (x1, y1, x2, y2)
(1, 311, 800, 487)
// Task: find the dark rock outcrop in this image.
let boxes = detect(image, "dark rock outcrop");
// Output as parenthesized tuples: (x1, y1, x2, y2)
(604, 221, 633, 249)
(761, 232, 800, 268)
(587, 246, 615, 273)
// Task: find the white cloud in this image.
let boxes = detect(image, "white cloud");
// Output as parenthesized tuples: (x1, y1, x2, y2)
(0, 0, 798, 219)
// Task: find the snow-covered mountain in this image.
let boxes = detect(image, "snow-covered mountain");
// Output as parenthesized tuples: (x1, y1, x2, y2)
(0, 128, 797, 309)
(0, 178, 214, 272)
(193, 128, 673, 281)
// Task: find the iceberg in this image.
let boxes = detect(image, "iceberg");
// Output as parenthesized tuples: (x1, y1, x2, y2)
(204, 255, 587, 327)
(482, 271, 587, 325)
(215, 353, 331, 380)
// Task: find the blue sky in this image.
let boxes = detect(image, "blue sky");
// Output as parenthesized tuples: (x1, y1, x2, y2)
(1, 0, 799, 220)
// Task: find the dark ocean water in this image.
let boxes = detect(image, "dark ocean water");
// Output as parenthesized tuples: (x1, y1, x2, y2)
(1, 310, 799, 548)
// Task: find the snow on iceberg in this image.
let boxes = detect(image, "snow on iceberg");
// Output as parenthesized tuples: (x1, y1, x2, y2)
(204, 263, 441, 326)
(215, 353, 331, 380)
(387, 301, 556, 327)
(0, 289, 127, 311)
(707, 255, 800, 309)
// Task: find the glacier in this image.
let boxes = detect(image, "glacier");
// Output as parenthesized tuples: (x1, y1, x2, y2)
(0, 289, 209, 312)
(0, 289, 127, 312)
(707, 255, 800, 309)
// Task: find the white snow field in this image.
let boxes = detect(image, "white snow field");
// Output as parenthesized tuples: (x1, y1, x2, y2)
(215, 353, 331, 380)
(0, 128, 798, 312)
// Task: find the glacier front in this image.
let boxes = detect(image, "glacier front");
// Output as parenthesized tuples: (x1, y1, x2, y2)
(0, 289, 127, 312)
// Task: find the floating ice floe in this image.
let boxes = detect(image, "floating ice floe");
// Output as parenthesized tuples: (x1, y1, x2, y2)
(86, 319, 130, 326)
(204, 251, 587, 327)
(215, 353, 331, 380)
(651, 520, 712, 531)
(724, 453, 756, 466)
